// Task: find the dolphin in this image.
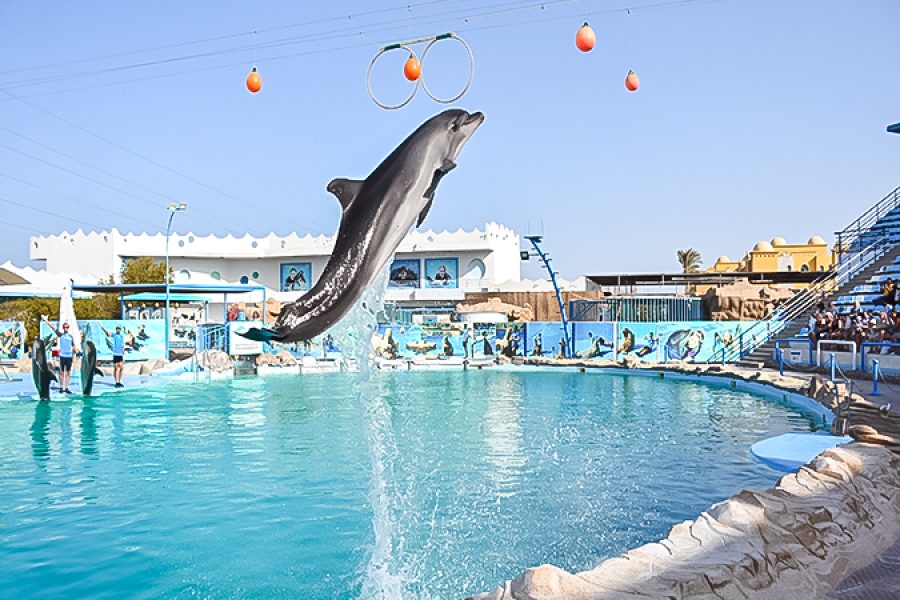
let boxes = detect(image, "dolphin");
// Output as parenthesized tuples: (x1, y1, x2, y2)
(31, 339, 57, 401)
(241, 108, 485, 343)
(79, 340, 103, 397)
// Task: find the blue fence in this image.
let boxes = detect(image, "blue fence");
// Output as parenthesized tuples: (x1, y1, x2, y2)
(569, 297, 702, 322)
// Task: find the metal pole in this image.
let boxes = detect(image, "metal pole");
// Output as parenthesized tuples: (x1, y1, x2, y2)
(830, 352, 836, 382)
(164, 202, 186, 362)
(525, 235, 572, 356)
(778, 347, 784, 376)
(165, 212, 173, 362)
(872, 359, 882, 396)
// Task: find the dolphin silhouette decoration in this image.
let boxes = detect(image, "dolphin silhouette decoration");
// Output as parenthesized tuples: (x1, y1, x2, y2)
(241, 108, 485, 343)
(31, 339, 57, 401)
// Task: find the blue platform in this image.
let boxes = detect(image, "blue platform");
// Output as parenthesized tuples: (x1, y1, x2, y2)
(750, 432, 853, 472)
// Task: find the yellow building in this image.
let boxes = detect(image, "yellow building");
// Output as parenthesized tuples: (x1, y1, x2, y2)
(703, 236, 834, 290)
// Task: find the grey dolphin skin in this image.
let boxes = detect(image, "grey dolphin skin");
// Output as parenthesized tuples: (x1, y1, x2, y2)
(31, 339, 57, 401)
(80, 340, 103, 397)
(241, 108, 484, 343)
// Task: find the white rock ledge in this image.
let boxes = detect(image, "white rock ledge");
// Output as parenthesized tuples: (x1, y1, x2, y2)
(469, 361, 900, 600)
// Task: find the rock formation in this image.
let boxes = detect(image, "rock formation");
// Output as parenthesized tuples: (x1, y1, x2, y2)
(469, 445, 900, 600)
(701, 279, 794, 321)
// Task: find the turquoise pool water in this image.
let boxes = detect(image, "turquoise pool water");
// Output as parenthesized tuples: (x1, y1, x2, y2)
(0, 370, 823, 599)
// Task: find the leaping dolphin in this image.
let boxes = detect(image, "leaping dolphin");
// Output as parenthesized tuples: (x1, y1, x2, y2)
(241, 108, 485, 343)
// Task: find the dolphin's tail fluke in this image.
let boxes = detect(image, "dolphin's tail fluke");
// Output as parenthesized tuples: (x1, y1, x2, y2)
(238, 327, 286, 343)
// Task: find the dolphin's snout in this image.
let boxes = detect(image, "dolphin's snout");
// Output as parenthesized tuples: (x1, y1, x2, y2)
(466, 111, 485, 126)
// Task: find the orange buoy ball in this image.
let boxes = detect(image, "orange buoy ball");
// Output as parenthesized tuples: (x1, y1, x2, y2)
(575, 22, 596, 52)
(625, 69, 640, 92)
(403, 55, 421, 82)
(246, 67, 262, 94)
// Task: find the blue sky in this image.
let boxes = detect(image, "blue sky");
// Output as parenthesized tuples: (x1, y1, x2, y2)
(0, 0, 898, 279)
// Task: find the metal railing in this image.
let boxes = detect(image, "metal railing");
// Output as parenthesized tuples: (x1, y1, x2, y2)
(713, 234, 894, 363)
(195, 324, 228, 354)
(835, 185, 900, 259)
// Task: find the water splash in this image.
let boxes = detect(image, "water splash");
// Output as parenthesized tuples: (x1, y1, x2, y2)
(327, 271, 408, 599)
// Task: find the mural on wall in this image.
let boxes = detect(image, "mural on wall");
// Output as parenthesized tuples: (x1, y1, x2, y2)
(525, 322, 571, 358)
(571, 322, 616, 360)
(424, 258, 458, 289)
(41, 320, 166, 361)
(0, 321, 25, 360)
(494, 323, 525, 357)
(281, 262, 312, 292)
(270, 333, 340, 358)
(615, 323, 661, 361)
(373, 322, 484, 359)
(388, 259, 420, 288)
(369, 320, 759, 363)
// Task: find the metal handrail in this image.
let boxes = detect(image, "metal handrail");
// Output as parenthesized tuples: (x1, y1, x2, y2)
(714, 234, 893, 363)
(835, 186, 900, 259)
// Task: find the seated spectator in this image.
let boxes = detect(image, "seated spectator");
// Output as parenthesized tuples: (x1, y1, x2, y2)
(875, 277, 895, 306)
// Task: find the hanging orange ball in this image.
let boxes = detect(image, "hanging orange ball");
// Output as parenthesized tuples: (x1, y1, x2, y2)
(403, 55, 421, 82)
(575, 22, 596, 52)
(625, 69, 640, 92)
(246, 67, 262, 94)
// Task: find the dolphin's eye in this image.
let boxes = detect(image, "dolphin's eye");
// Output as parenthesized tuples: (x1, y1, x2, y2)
(451, 122, 459, 132)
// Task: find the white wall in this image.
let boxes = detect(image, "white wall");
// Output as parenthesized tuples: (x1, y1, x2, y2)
(30, 223, 523, 287)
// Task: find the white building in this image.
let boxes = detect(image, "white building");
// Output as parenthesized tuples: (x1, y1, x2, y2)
(29, 222, 522, 306)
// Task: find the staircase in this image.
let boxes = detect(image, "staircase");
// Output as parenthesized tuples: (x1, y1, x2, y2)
(714, 185, 900, 367)
(738, 249, 900, 367)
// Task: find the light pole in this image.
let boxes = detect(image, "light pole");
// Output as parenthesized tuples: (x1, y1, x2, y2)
(165, 202, 187, 361)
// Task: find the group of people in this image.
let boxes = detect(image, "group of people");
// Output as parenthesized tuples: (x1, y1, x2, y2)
(808, 303, 900, 353)
(41, 318, 128, 392)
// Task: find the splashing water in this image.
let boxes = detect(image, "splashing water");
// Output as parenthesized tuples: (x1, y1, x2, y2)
(327, 270, 410, 599)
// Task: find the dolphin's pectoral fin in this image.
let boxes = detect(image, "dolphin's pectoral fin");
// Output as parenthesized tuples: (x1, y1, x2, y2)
(417, 198, 433, 227)
(327, 178, 365, 212)
(94, 368, 104, 377)
(49, 371, 58, 383)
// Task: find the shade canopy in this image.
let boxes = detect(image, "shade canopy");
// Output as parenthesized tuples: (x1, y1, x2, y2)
(123, 293, 214, 303)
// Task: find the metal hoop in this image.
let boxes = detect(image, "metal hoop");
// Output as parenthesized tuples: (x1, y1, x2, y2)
(366, 45, 420, 110)
(420, 33, 474, 105)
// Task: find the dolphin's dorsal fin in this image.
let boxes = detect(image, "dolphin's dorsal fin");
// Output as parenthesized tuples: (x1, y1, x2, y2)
(327, 178, 364, 212)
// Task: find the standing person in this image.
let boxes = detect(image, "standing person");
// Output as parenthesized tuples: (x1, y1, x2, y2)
(43, 317, 77, 394)
(461, 328, 471, 358)
(102, 325, 126, 388)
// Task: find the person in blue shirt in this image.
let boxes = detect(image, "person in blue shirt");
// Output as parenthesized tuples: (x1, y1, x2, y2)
(44, 318, 78, 394)
(102, 325, 126, 388)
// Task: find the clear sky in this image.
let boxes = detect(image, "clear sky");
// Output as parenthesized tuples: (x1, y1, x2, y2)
(1, 0, 898, 279)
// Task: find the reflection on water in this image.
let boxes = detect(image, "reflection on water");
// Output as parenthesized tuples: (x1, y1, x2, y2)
(80, 399, 98, 456)
(0, 371, 825, 600)
(483, 377, 526, 497)
(30, 401, 51, 461)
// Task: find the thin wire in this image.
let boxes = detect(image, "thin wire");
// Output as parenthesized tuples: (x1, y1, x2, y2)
(0, 0, 563, 90)
(0, 194, 106, 231)
(0, 169, 162, 230)
(0, 0, 471, 76)
(0, 123, 252, 236)
(0, 217, 52, 236)
(0, 88, 317, 233)
(0, 142, 241, 234)
(0, 0, 733, 101)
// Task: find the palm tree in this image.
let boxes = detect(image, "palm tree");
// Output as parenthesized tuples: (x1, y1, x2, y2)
(677, 248, 703, 273)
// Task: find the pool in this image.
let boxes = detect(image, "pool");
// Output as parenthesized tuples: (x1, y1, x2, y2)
(0, 369, 824, 599)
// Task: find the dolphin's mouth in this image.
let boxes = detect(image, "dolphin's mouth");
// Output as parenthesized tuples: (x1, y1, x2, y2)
(465, 111, 485, 126)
